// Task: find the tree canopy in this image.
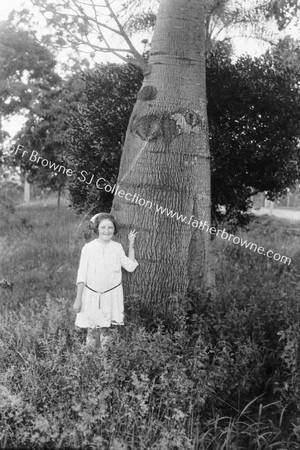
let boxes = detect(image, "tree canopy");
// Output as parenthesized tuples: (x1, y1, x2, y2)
(0, 13, 60, 185)
(15, 70, 86, 199)
(0, 18, 59, 117)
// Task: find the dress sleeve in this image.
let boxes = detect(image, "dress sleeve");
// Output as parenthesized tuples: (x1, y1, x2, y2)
(76, 245, 89, 284)
(119, 244, 138, 273)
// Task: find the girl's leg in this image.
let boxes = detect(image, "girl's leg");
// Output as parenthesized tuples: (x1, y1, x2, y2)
(86, 328, 94, 346)
(86, 328, 100, 347)
(100, 327, 111, 349)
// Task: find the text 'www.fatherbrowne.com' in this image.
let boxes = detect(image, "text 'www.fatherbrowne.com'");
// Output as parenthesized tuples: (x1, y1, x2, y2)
(12, 145, 291, 265)
(155, 204, 291, 266)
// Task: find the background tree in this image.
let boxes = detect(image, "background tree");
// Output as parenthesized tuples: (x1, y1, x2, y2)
(264, 0, 300, 29)
(0, 13, 60, 201)
(268, 35, 300, 70)
(0, 15, 59, 117)
(16, 70, 86, 207)
(204, 0, 300, 51)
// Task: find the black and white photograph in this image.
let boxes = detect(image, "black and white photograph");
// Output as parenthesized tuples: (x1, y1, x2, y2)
(0, 0, 300, 448)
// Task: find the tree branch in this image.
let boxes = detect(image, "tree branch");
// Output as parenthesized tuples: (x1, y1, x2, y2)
(67, 0, 124, 36)
(104, 0, 146, 69)
(85, 0, 143, 66)
(67, 0, 148, 69)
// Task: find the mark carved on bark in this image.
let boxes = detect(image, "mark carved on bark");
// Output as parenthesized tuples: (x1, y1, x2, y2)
(130, 113, 178, 142)
(130, 109, 206, 143)
(137, 85, 157, 101)
(130, 114, 162, 141)
(171, 109, 207, 135)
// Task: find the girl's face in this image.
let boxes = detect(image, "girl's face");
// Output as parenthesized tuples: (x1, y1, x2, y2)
(98, 219, 115, 243)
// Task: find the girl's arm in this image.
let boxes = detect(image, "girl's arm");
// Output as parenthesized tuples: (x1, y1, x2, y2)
(73, 282, 84, 313)
(128, 246, 135, 261)
(128, 230, 137, 262)
(73, 245, 88, 313)
(119, 230, 138, 272)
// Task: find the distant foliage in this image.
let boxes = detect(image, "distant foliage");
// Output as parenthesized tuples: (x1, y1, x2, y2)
(17, 72, 86, 196)
(0, 18, 59, 116)
(264, 0, 300, 29)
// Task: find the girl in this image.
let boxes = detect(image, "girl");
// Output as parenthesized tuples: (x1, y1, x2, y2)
(73, 213, 138, 348)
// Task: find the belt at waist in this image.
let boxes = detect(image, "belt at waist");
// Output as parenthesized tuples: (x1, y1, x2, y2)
(85, 282, 122, 295)
(85, 282, 122, 309)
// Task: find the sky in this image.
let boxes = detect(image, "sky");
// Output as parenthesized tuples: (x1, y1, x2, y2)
(0, 0, 40, 27)
(0, 0, 28, 18)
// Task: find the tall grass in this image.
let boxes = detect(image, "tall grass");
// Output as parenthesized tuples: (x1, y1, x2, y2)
(0, 200, 84, 310)
(1, 202, 300, 448)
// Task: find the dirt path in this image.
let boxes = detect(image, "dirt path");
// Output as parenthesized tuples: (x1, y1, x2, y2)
(253, 207, 300, 222)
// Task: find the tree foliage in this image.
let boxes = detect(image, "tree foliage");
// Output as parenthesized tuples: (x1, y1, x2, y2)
(67, 50, 300, 228)
(0, 16, 59, 117)
(268, 35, 300, 70)
(68, 63, 143, 213)
(208, 45, 300, 227)
(16, 71, 86, 196)
(264, 0, 300, 29)
(205, 0, 299, 50)
(0, 12, 60, 189)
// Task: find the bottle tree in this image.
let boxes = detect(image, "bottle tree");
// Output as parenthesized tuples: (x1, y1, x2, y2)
(110, 0, 211, 308)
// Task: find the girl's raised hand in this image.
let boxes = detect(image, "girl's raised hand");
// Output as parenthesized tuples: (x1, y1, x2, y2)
(128, 229, 137, 246)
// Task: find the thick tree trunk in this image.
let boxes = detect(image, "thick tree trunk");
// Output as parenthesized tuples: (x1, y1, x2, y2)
(111, 0, 211, 309)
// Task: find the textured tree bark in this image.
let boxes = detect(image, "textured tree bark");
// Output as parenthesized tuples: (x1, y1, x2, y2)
(111, 0, 211, 310)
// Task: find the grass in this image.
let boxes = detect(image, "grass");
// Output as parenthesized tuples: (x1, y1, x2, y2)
(0, 198, 84, 309)
(1, 200, 300, 449)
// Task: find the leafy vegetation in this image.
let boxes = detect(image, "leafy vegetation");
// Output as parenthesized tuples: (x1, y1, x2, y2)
(0, 16, 59, 118)
(68, 63, 143, 215)
(17, 70, 87, 204)
(1, 201, 300, 448)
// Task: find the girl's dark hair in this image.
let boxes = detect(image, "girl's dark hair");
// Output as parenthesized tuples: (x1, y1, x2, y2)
(91, 213, 118, 235)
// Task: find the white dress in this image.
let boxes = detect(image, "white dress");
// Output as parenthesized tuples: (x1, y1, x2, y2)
(75, 239, 138, 328)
